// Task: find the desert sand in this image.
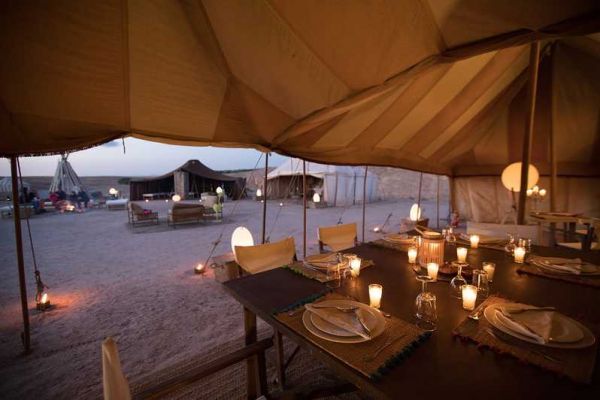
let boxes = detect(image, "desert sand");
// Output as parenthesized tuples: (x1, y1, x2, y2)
(0, 198, 448, 399)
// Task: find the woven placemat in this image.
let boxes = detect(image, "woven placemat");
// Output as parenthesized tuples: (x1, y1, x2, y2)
(516, 264, 600, 288)
(453, 296, 598, 383)
(285, 259, 374, 283)
(276, 293, 430, 380)
(369, 239, 411, 252)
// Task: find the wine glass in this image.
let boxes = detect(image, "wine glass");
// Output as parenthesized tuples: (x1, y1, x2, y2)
(326, 258, 342, 288)
(450, 262, 467, 298)
(504, 233, 516, 254)
(446, 227, 456, 246)
(472, 269, 489, 298)
(415, 275, 437, 331)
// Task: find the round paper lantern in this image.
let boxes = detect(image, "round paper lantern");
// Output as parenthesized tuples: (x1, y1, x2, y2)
(312, 193, 321, 203)
(409, 203, 422, 222)
(216, 187, 223, 195)
(501, 162, 539, 192)
(256, 189, 262, 197)
(108, 188, 118, 195)
(231, 227, 254, 254)
(172, 194, 181, 202)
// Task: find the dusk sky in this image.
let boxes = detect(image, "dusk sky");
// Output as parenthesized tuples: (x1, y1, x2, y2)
(0, 138, 288, 177)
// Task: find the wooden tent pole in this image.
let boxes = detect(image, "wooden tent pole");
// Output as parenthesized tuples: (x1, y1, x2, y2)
(362, 166, 368, 243)
(302, 161, 307, 259)
(549, 45, 558, 213)
(417, 172, 423, 218)
(10, 157, 31, 353)
(261, 153, 269, 244)
(517, 41, 541, 225)
(436, 175, 440, 228)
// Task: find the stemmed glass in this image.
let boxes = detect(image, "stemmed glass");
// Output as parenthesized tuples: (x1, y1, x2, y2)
(445, 227, 456, 246)
(415, 275, 437, 331)
(450, 263, 467, 298)
(472, 269, 489, 298)
(504, 233, 516, 254)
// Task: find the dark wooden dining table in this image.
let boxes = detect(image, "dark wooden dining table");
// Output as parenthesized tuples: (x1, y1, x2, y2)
(223, 243, 600, 399)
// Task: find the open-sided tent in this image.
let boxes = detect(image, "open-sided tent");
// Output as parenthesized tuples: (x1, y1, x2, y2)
(129, 159, 243, 201)
(48, 154, 84, 194)
(267, 158, 378, 206)
(0, 177, 30, 199)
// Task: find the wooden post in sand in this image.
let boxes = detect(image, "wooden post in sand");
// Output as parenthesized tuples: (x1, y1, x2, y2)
(303, 160, 307, 258)
(10, 157, 31, 353)
(362, 166, 368, 243)
(261, 153, 269, 244)
(517, 41, 541, 225)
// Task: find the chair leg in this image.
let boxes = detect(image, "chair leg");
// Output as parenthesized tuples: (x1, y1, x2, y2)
(274, 330, 286, 389)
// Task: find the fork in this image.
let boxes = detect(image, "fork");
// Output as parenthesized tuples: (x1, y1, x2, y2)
(484, 328, 563, 364)
(363, 333, 407, 362)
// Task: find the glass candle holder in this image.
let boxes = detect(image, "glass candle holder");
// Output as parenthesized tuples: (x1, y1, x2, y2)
(369, 284, 383, 309)
(195, 263, 206, 274)
(349, 257, 361, 277)
(408, 247, 418, 264)
(482, 262, 496, 282)
(462, 285, 478, 311)
(514, 247, 526, 263)
(457, 247, 468, 263)
(427, 262, 439, 281)
(470, 235, 480, 249)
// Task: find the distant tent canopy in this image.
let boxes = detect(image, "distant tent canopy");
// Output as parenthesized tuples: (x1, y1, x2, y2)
(267, 158, 378, 206)
(49, 154, 83, 194)
(0, 177, 30, 198)
(129, 160, 244, 201)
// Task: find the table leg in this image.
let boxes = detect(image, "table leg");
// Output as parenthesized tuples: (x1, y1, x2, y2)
(568, 222, 576, 242)
(244, 307, 259, 399)
(550, 222, 557, 247)
(274, 330, 286, 389)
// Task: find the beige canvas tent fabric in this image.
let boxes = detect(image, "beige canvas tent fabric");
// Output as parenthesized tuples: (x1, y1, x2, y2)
(1, 0, 598, 176)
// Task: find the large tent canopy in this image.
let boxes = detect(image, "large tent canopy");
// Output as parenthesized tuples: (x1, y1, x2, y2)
(1, 0, 599, 178)
(267, 158, 378, 205)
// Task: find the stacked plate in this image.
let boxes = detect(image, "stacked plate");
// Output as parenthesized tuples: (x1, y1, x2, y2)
(302, 300, 386, 343)
(529, 256, 600, 276)
(484, 303, 595, 349)
(382, 233, 414, 244)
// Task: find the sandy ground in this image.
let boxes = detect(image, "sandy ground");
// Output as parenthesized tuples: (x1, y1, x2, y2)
(0, 198, 448, 399)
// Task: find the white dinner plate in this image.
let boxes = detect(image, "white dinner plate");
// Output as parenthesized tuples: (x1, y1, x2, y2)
(484, 303, 595, 349)
(302, 300, 386, 344)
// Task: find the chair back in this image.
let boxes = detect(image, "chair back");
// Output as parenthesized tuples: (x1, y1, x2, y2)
(129, 202, 144, 215)
(318, 222, 358, 251)
(235, 237, 296, 274)
(102, 337, 131, 400)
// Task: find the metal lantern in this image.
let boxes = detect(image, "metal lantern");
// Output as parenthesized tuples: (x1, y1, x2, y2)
(417, 233, 445, 267)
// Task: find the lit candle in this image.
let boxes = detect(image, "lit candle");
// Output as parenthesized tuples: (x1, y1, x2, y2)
(470, 235, 480, 249)
(462, 285, 478, 311)
(427, 262, 439, 281)
(514, 247, 526, 263)
(350, 257, 361, 277)
(408, 247, 418, 264)
(369, 284, 383, 309)
(195, 263, 206, 274)
(532, 185, 539, 194)
(457, 247, 468, 263)
(483, 262, 496, 282)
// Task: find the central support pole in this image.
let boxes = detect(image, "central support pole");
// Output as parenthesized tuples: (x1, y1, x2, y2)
(10, 157, 31, 353)
(362, 166, 368, 243)
(261, 153, 269, 244)
(302, 161, 307, 258)
(517, 41, 541, 225)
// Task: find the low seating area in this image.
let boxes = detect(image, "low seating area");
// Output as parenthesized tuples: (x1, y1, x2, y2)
(128, 203, 159, 226)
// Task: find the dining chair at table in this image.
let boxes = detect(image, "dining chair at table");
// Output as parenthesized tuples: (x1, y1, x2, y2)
(557, 219, 600, 251)
(318, 222, 358, 252)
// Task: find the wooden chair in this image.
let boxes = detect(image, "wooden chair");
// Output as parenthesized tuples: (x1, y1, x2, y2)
(102, 336, 272, 400)
(234, 237, 297, 275)
(318, 223, 358, 252)
(128, 203, 159, 226)
(557, 219, 600, 251)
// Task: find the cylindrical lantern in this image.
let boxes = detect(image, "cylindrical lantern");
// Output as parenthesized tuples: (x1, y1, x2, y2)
(312, 193, 321, 203)
(172, 194, 181, 202)
(231, 226, 255, 254)
(409, 203, 421, 222)
(417, 235, 445, 267)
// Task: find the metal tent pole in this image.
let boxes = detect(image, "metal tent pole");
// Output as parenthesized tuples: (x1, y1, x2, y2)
(10, 157, 31, 353)
(261, 153, 269, 244)
(302, 161, 307, 259)
(517, 41, 541, 225)
(362, 166, 368, 243)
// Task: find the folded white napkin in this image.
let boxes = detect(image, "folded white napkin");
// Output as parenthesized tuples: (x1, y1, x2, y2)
(495, 306, 555, 344)
(305, 304, 370, 339)
(530, 256, 593, 275)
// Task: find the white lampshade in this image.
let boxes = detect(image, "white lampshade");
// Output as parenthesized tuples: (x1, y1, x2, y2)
(501, 162, 539, 192)
(231, 227, 254, 254)
(216, 187, 223, 195)
(409, 203, 421, 222)
(172, 194, 181, 202)
(108, 188, 118, 195)
(256, 189, 262, 197)
(539, 188, 547, 197)
(312, 193, 321, 203)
